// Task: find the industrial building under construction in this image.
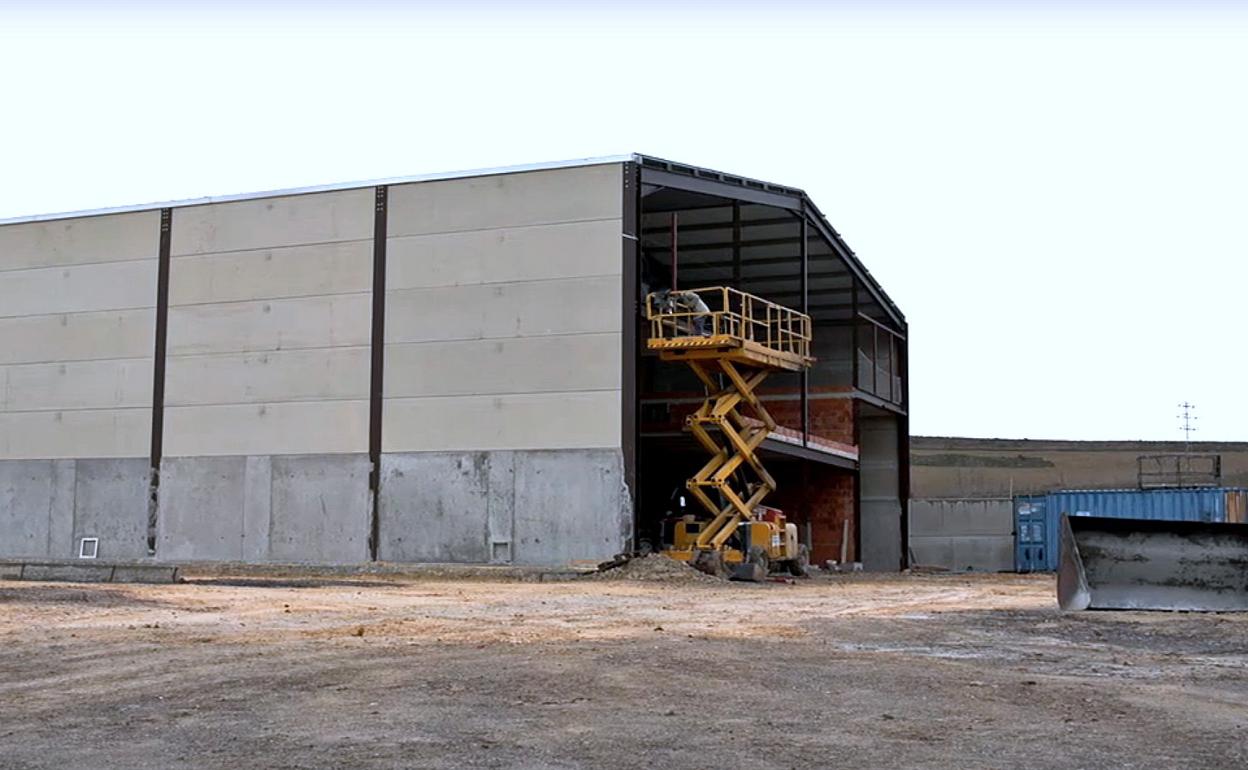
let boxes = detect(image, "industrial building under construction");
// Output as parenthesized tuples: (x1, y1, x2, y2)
(0, 156, 909, 569)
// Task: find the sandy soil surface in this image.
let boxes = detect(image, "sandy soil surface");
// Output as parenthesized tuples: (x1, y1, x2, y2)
(1, 571, 1245, 769)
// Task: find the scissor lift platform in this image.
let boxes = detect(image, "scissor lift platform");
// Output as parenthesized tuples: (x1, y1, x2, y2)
(647, 334, 812, 372)
(646, 285, 813, 371)
(645, 287, 814, 572)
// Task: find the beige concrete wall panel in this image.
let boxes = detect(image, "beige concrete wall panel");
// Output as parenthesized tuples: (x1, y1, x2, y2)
(382, 391, 619, 453)
(164, 400, 369, 457)
(0, 210, 159, 272)
(163, 188, 374, 458)
(384, 333, 619, 399)
(2, 359, 153, 412)
(0, 211, 157, 461)
(170, 188, 373, 256)
(386, 219, 621, 291)
(0, 260, 157, 319)
(169, 241, 372, 306)
(167, 294, 371, 356)
(166, 347, 370, 406)
(387, 164, 622, 237)
(385, 275, 620, 345)
(0, 309, 155, 366)
(0, 409, 150, 460)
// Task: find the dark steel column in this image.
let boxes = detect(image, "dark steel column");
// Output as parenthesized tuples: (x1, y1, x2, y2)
(147, 208, 173, 555)
(622, 162, 641, 550)
(897, 332, 911, 570)
(872, 325, 879, 397)
(849, 279, 862, 565)
(888, 335, 895, 403)
(670, 213, 678, 290)
(851, 281, 860, 391)
(852, 398, 862, 564)
(799, 211, 809, 446)
(731, 201, 742, 288)
(367, 186, 388, 561)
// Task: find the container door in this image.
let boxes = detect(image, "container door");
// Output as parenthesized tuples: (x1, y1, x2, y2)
(1014, 496, 1049, 572)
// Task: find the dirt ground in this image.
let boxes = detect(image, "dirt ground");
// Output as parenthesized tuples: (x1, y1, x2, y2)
(1, 570, 1245, 769)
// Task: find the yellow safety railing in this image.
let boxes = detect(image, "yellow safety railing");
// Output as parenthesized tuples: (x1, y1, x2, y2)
(645, 286, 812, 360)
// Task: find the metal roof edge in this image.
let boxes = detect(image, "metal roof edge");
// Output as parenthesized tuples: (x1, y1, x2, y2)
(1, 150, 908, 328)
(800, 195, 907, 326)
(633, 153, 906, 328)
(0, 154, 637, 226)
(633, 154, 807, 198)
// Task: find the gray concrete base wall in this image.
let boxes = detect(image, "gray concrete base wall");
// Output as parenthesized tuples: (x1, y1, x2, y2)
(380, 449, 631, 566)
(908, 497, 1014, 572)
(859, 415, 903, 571)
(4, 450, 628, 568)
(158, 454, 371, 564)
(0, 458, 149, 560)
(909, 534, 1014, 572)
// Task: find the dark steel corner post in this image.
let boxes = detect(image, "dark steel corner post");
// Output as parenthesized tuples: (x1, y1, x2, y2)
(622, 162, 640, 550)
(852, 398, 862, 563)
(367, 186, 389, 562)
(898, 331, 911, 570)
(799, 207, 809, 446)
(147, 208, 173, 555)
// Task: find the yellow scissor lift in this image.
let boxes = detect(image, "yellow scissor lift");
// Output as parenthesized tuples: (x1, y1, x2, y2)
(646, 287, 814, 580)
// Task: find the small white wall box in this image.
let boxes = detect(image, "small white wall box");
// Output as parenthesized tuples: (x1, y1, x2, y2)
(78, 538, 99, 559)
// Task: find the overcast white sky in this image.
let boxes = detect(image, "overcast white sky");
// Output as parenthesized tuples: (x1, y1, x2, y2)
(1, 2, 1245, 441)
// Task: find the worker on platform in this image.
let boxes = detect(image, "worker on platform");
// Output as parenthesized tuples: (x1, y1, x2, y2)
(669, 290, 712, 336)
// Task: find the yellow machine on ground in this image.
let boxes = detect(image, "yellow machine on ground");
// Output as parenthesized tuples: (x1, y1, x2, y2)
(647, 287, 814, 581)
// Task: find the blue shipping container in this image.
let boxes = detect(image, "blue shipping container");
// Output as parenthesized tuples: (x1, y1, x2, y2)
(1014, 495, 1050, 572)
(1014, 488, 1242, 572)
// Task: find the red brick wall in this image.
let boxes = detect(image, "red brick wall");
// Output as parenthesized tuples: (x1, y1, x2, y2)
(770, 465, 856, 566)
(807, 471, 855, 567)
(642, 392, 855, 447)
(764, 395, 854, 446)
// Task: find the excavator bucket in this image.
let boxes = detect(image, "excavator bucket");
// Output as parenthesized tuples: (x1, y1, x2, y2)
(1058, 514, 1248, 612)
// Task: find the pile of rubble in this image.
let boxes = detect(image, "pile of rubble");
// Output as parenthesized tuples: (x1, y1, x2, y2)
(588, 554, 723, 584)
